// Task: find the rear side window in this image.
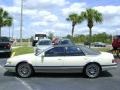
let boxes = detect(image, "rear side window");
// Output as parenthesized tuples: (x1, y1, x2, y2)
(80, 46, 100, 55)
(66, 46, 85, 56)
(0, 37, 9, 42)
(45, 47, 65, 57)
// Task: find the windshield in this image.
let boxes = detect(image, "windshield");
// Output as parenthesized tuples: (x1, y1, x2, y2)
(80, 46, 100, 55)
(38, 40, 51, 45)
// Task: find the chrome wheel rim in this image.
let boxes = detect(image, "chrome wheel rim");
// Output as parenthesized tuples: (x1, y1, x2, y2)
(17, 64, 31, 77)
(86, 64, 100, 78)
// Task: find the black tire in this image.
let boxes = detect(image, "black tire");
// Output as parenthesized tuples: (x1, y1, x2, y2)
(84, 63, 101, 78)
(16, 63, 33, 78)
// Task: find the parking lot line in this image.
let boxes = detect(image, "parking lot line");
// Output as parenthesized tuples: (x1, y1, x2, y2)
(15, 77, 33, 90)
(0, 64, 33, 90)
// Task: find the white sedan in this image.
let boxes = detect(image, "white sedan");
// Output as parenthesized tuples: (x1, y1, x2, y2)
(5, 45, 117, 78)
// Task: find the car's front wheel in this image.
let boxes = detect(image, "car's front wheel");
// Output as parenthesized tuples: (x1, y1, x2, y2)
(84, 63, 101, 78)
(16, 63, 33, 78)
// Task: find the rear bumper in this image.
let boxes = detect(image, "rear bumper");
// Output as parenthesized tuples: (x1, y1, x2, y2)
(102, 64, 117, 71)
(0, 49, 11, 53)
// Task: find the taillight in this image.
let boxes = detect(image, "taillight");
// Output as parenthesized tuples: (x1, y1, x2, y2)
(5, 44, 11, 49)
(7, 44, 10, 48)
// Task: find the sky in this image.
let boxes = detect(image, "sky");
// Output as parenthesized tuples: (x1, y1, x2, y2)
(0, 0, 120, 38)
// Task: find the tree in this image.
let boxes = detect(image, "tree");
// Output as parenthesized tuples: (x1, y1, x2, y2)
(66, 13, 83, 37)
(81, 8, 103, 48)
(48, 32, 54, 40)
(5, 17, 13, 38)
(0, 8, 13, 37)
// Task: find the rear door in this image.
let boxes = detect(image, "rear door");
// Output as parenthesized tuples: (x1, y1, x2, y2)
(64, 46, 86, 66)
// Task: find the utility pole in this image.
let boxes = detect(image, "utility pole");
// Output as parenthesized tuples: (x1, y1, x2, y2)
(20, 0, 23, 46)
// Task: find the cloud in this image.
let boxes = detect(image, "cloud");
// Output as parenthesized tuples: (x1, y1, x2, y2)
(94, 6, 120, 15)
(53, 22, 70, 30)
(37, 10, 58, 22)
(32, 21, 48, 26)
(93, 5, 120, 34)
(1, 5, 20, 14)
(14, 0, 70, 8)
(1, 5, 58, 22)
(62, 2, 87, 16)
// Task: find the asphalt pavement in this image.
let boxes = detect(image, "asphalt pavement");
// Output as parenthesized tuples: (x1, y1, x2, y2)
(0, 58, 120, 90)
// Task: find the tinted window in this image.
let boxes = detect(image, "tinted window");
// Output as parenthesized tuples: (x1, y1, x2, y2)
(38, 40, 51, 45)
(59, 39, 73, 45)
(80, 46, 100, 55)
(0, 37, 9, 42)
(45, 47, 65, 57)
(61, 40, 69, 44)
(66, 46, 84, 56)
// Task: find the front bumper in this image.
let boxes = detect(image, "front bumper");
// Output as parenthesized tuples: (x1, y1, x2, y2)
(4, 65, 16, 72)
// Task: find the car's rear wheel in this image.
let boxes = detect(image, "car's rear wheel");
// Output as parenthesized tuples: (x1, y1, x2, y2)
(84, 63, 101, 78)
(16, 63, 33, 78)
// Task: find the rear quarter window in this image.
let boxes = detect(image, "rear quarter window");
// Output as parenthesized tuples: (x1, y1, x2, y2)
(80, 46, 100, 55)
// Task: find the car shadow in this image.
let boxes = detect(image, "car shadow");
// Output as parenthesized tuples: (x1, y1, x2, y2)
(99, 71, 113, 77)
(4, 71, 17, 77)
(4, 71, 113, 78)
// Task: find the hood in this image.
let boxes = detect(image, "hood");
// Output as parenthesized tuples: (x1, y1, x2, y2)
(37, 45, 52, 50)
(8, 53, 36, 64)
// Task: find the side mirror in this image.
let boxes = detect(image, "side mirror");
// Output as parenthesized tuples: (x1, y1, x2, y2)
(41, 53, 45, 57)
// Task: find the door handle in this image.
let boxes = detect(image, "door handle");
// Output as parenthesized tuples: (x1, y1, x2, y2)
(58, 59, 62, 60)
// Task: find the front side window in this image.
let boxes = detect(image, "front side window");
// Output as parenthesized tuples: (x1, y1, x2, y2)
(45, 47, 65, 57)
(66, 46, 84, 56)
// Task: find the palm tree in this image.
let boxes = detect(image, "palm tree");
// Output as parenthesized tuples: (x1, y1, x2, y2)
(66, 13, 83, 37)
(6, 17, 13, 38)
(81, 8, 103, 48)
(0, 7, 13, 37)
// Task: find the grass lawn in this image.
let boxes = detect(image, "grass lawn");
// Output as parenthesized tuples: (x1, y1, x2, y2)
(92, 47, 111, 52)
(12, 46, 34, 56)
(12, 46, 111, 56)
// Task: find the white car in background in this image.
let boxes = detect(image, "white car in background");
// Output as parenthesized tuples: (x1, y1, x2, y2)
(35, 38, 52, 54)
(94, 42, 106, 47)
(5, 45, 117, 78)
